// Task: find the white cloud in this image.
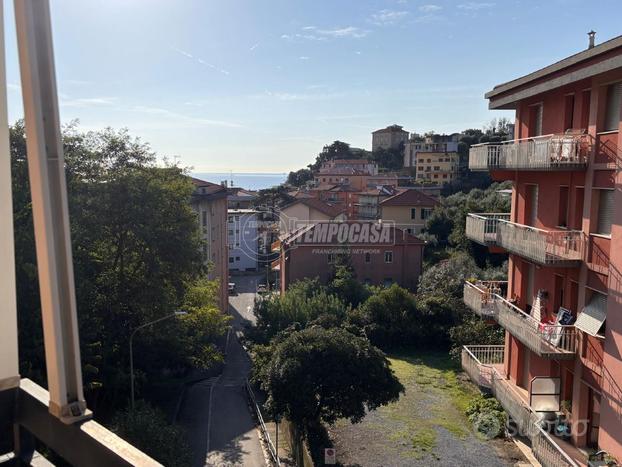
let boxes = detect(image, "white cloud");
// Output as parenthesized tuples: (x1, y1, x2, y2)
(249, 43, 260, 52)
(369, 9, 409, 25)
(281, 26, 368, 41)
(61, 96, 117, 108)
(171, 46, 229, 75)
(298, 56, 310, 60)
(419, 4, 442, 12)
(458, 2, 495, 10)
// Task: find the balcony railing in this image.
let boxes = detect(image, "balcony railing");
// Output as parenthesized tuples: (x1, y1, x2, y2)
(463, 281, 506, 318)
(495, 297, 576, 358)
(469, 134, 589, 171)
(465, 213, 510, 245)
(462, 347, 581, 467)
(495, 221, 584, 266)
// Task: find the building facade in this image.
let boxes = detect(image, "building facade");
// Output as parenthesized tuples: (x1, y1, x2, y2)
(276, 222, 424, 294)
(379, 189, 439, 235)
(356, 186, 400, 220)
(462, 34, 622, 465)
(319, 159, 379, 176)
(371, 124, 409, 151)
(228, 209, 260, 272)
(415, 151, 459, 185)
(278, 198, 347, 233)
(403, 133, 460, 168)
(190, 178, 229, 310)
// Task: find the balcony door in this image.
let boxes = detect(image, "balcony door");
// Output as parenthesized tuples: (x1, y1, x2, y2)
(525, 184, 538, 227)
(528, 103, 543, 137)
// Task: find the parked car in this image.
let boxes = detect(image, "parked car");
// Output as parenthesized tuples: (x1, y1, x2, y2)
(256, 284, 268, 294)
(228, 282, 236, 294)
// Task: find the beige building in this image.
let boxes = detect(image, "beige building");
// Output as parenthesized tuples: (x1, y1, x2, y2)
(404, 133, 460, 168)
(415, 151, 459, 185)
(379, 188, 439, 234)
(371, 124, 409, 151)
(190, 178, 229, 310)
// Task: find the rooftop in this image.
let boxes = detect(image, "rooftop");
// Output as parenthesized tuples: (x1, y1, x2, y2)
(281, 197, 346, 218)
(380, 188, 439, 207)
(372, 124, 407, 134)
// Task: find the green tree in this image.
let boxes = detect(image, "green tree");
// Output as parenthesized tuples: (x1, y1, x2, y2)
(449, 316, 505, 361)
(369, 143, 404, 171)
(260, 327, 404, 426)
(286, 168, 313, 187)
(308, 140, 354, 171)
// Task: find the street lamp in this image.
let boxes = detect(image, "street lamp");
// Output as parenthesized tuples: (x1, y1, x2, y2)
(129, 310, 187, 409)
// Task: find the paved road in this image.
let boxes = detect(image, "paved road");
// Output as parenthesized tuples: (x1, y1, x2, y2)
(179, 274, 266, 467)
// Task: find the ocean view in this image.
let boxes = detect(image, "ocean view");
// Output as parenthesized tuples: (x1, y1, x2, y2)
(192, 172, 287, 191)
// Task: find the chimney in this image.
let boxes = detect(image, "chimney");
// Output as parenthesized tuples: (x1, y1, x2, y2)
(588, 30, 596, 49)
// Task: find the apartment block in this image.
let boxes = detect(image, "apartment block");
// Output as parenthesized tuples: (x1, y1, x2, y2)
(414, 151, 459, 185)
(462, 34, 622, 465)
(228, 209, 260, 271)
(191, 178, 229, 310)
(403, 133, 460, 168)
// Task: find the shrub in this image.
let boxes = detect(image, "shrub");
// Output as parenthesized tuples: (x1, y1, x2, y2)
(112, 401, 191, 466)
(465, 395, 506, 439)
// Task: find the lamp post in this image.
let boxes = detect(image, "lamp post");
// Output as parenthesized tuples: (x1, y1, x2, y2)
(129, 310, 187, 410)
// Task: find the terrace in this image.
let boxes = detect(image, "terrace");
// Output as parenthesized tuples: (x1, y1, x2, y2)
(461, 346, 584, 467)
(469, 134, 589, 172)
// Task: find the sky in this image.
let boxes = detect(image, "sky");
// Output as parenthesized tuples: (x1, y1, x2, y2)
(3, 0, 621, 173)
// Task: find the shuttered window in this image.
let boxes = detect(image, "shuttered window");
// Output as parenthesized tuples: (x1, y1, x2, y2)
(535, 104, 543, 136)
(604, 82, 622, 132)
(575, 291, 607, 337)
(596, 190, 614, 236)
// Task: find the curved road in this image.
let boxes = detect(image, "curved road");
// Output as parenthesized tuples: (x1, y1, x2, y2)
(179, 274, 266, 467)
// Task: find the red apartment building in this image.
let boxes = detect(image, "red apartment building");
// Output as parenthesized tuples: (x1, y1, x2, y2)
(462, 34, 622, 466)
(275, 222, 424, 294)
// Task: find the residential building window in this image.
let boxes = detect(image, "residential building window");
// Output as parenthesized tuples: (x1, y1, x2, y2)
(228, 215, 233, 222)
(384, 251, 393, 263)
(228, 229, 233, 235)
(443, 174, 447, 179)
(235, 256, 240, 261)
(604, 82, 622, 132)
(202, 211, 207, 226)
(365, 252, 371, 263)
(229, 257, 234, 263)
(410, 208, 417, 219)
(421, 208, 432, 220)
(328, 253, 335, 264)
(596, 189, 614, 236)
(564, 94, 575, 131)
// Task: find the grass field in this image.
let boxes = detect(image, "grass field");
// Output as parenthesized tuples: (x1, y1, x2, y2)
(330, 350, 524, 466)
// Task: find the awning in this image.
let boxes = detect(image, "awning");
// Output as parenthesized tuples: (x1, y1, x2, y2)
(575, 293, 607, 337)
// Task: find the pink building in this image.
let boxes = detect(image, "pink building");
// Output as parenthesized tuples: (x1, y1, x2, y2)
(275, 221, 424, 294)
(462, 33, 622, 464)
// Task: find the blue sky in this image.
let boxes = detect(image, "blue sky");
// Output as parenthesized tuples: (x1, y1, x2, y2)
(4, 0, 621, 172)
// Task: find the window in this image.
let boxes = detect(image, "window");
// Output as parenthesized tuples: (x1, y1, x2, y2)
(364, 252, 371, 263)
(596, 189, 614, 235)
(529, 103, 543, 136)
(604, 82, 622, 132)
(202, 211, 207, 226)
(228, 229, 233, 235)
(228, 215, 233, 222)
(229, 257, 234, 263)
(235, 256, 240, 261)
(327, 253, 335, 264)
(580, 90, 591, 130)
(558, 186, 569, 227)
(443, 174, 447, 179)
(410, 208, 417, 219)
(384, 251, 393, 263)
(421, 208, 432, 220)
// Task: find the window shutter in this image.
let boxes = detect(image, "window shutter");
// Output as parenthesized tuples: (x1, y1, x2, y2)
(535, 104, 543, 136)
(604, 82, 622, 132)
(597, 190, 614, 235)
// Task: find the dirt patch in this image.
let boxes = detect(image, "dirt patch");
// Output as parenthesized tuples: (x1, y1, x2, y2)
(329, 351, 528, 467)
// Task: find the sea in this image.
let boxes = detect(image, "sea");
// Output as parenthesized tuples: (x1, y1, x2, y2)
(192, 172, 287, 191)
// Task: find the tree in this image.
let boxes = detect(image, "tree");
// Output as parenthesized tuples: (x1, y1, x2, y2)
(308, 140, 354, 171)
(449, 316, 504, 361)
(369, 142, 404, 171)
(328, 265, 370, 308)
(286, 168, 313, 187)
(260, 327, 404, 426)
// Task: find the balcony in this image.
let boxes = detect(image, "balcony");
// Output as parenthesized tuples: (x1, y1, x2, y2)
(495, 296, 576, 359)
(461, 346, 582, 467)
(495, 221, 584, 267)
(463, 281, 506, 318)
(469, 134, 589, 172)
(465, 213, 510, 246)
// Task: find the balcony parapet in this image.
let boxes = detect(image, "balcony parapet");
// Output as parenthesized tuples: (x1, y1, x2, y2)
(461, 347, 581, 467)
(463, 281, 506, 318)
(495, 297, 576, 359)
(495, 221, 584, 266)
(469, 134, 589, 172)
(465, 213, 510, 246)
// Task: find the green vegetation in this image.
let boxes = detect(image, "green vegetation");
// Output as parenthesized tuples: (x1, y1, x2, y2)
(12, 122, 229, 460)
(465, 395, 507, 439)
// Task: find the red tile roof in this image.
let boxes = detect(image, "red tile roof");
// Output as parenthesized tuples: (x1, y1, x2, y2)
(190, 177, 227, 195)
(380, 188, 439, 207)
(282, 197, 345, 218)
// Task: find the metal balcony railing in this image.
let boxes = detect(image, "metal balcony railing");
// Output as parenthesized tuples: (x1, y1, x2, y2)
(465, 213, 510, 245)
(462, 347, 581, 467)
(463, 281, 506, 318)
(495, 221, 584, 266)
(495, 297, 576, 358)
(469, 134, 589, 171)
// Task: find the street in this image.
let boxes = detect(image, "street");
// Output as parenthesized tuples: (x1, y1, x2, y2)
(179, 274, 266, 467)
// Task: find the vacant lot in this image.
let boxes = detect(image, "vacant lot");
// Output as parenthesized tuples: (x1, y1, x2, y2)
(330, 351, 525, 467)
